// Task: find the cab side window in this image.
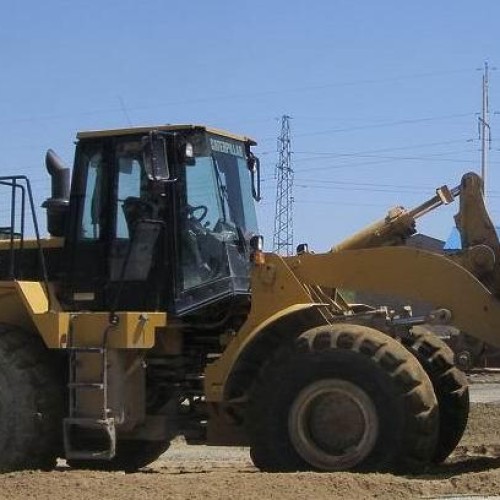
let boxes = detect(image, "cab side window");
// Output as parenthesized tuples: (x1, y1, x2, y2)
(116, 158, 143, 239)
(81, 152, 105, 240)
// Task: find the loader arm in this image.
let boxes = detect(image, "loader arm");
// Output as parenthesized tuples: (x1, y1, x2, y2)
(205, 244, 500, 402)
(286, 246, 500, 348)
(205, 172, 500, 402)
(286, 172, 500, 347)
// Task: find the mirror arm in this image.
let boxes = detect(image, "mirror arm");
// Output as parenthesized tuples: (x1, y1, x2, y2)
(249, 154, 261, 201)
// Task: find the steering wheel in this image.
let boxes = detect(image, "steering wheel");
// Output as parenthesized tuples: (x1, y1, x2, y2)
(187, 204, 208, 223)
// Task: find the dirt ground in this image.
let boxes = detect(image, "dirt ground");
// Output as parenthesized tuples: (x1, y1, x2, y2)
(3, 386, 500, 499)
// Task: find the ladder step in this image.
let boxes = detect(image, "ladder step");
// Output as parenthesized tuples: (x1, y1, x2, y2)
(66, 336, 110, 461)
(68, 382, 105, 390)
(63, 417, 116, 461)
(68, 346, 105, 353)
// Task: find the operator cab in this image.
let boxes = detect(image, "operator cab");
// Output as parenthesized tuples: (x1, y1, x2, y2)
(52, 125, 260, 315)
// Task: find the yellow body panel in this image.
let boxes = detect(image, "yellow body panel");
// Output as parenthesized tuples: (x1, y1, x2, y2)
(76, 124, 256, 145)
(0, 280, 166, 349)
(0, 237, 64, 251)
(16, 281, 51, 313)
(205, 253, 321, 401)
(70, 312, 167, 349)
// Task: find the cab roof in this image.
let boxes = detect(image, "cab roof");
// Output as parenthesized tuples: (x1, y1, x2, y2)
(76, 124, 257, 146)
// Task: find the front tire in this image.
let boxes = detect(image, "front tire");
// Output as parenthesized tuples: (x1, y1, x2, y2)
(247, 324, 439, 472)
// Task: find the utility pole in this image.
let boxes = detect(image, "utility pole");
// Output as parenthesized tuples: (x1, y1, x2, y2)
(479, 62, 491, 196)
(273, 115, 294, 255)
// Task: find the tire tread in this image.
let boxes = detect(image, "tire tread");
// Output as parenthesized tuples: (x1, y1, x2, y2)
(247, 324, 438, 472)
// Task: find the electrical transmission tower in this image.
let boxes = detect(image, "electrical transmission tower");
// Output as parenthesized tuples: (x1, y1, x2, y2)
(273, 115, 294, 255)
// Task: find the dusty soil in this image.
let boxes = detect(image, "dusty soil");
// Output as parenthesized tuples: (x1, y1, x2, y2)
(3, 393, 500, 498)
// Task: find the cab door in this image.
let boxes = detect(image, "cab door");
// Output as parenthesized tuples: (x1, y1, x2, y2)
(63, 140, 111, 310)
(106, 142, 164, 311)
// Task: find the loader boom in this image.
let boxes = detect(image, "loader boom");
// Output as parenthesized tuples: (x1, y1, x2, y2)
(332, 182, 459, 252)
(206, 172, 500, 401)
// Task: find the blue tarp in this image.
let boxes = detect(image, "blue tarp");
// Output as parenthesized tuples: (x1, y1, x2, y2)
(444, 227, 461, 250)
(444, 226, 500, 250)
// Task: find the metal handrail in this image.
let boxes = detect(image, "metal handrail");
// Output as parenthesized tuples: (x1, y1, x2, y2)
(0, 176, 51, 309)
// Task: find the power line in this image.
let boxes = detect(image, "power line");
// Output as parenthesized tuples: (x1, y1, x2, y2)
(291, 147, 479, 162)
(259, 175, 500, 199)
(291, 113, 475, 139)
(257, 112, 477, 144)
(260, 148, 488, 184)
(260, 138, 476, 159)
(292, 200, 402, 207)
(0, 68, 475, 127)
(291, 192, 500, 206)
(285, 152, 481, 167)
(118, 95, 133, 127)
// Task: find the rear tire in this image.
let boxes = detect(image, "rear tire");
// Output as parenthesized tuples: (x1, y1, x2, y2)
(247, 324, 438, 472)
(402, 328, 469, 463)
(0, 325, 64, 471)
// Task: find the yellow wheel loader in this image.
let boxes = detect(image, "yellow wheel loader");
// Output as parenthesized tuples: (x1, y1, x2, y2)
(0, 124, 494, 473)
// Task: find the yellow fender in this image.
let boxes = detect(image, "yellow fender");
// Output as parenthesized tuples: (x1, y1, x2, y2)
(205, 253, 323, 402)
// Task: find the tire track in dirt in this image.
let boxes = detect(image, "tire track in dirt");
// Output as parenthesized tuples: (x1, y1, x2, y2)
(1, 400, 500, 498)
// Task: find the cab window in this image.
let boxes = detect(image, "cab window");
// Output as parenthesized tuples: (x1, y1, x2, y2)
(116, 158, 144, 239)
(81, 151, 105, 240)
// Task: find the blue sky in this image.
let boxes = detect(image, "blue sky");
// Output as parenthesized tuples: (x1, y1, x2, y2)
(1, 0, 499, 250)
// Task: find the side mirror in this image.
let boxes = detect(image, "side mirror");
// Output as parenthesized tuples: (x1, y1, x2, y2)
(142, 132, 170, 182)
(247, 153, 261, 201)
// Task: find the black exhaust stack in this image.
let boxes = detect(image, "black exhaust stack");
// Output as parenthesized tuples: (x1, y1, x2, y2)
(42, 149, 70, 237)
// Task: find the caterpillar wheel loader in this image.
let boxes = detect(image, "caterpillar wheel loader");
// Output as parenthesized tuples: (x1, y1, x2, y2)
(0, 123, 496, 473)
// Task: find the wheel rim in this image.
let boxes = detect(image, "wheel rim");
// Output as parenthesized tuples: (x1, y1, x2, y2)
(288, 379, 379, 470)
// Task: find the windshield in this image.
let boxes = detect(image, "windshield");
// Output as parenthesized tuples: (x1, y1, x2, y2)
(180, 133, 258, 293)
(185, 134, 258, 237)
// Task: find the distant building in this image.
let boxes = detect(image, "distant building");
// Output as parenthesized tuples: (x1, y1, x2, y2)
(407, 233, 445, 253)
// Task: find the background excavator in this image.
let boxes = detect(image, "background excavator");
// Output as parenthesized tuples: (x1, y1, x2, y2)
(0, 123, 497, 473)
